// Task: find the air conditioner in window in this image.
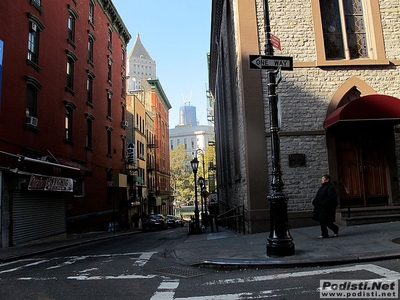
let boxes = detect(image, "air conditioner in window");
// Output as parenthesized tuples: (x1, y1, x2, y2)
(121, 120, 128, 128)
(26, 116, 38, 127)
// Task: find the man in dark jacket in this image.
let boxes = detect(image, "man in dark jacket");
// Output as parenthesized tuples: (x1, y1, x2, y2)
(312, 174, 339, 238)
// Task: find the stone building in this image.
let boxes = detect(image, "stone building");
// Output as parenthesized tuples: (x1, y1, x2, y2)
(209, 0, 400, 233)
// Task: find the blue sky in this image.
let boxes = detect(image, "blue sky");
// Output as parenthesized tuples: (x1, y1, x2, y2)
(112, 0, 212, 128)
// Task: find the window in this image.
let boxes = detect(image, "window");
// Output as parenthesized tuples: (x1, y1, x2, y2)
(85, 115, 94, 150)
(107, 90, 112, 118)
(108, 27, 113, 50)
(25, 75, 42, 119)
(74, 178, 85, 197)
(26, 86, 37, 118)
(67, 57, 74, 90)
(65, 108, 73, 140)
(67, 6, 78, 46)
(137, 141, 145, 160)
(87, 76, 93, 104)
(27, 14, 45, 68)
(64, 101, 76, 142)
(121, 75, 126, 96)
(121, 105, 126, 121)
(320, 0, 367, 59)
(31, 0, 43, 14)
(106, 127, 113, 157)
(107, 57, 112, 83)
(28, 23, 39, 63)
(86, 70, 95, 106)
(121, 137, 126, 160)
(66, 50, 77, 93)
(88, 36, 94, 63)
(312, 0, 386, 66)
(68, 14, 75, 42)
(121, 48, 126, 67)
(88, 1, 94, 25)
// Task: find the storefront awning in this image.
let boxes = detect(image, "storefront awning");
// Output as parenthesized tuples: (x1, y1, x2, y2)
(323, 94, 400, 128)
(0, 151, 82, 179)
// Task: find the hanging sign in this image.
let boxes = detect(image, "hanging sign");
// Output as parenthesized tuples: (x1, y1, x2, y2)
(126, 141, 136, 165)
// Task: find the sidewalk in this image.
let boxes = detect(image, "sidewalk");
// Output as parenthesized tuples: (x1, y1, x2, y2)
(171, 221, 400, 268)
(1, 222, 400, 268)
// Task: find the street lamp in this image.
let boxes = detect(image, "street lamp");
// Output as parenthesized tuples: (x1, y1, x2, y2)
(196, 149, 206, 212)
(190, 156, 200, 232)
(198, 176, 206, 227)
(263, 0, 294, 256)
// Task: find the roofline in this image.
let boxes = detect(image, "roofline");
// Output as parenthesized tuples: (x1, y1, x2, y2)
(98, 0, 132, 46)
(147, 79, 172, 110)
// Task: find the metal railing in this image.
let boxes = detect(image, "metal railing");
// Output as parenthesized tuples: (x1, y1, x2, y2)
(217, 205, 246, 234)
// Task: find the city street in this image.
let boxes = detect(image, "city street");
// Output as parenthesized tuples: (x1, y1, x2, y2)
(0, 227, 400, 299)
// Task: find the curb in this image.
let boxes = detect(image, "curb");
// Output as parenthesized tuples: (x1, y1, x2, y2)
(196, 252, 400, 269)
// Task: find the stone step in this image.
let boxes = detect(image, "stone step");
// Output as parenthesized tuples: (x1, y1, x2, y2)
(337, 206, 400, 218)
(336, 214, 400, 226)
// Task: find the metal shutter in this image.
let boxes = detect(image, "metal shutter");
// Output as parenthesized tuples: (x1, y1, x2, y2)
(12, 191, 66, 245)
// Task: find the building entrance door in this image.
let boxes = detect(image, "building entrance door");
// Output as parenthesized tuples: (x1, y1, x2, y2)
(336, 134, 388, 207)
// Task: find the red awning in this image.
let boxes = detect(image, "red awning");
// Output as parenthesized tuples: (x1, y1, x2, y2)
(323, 94, 400, 128)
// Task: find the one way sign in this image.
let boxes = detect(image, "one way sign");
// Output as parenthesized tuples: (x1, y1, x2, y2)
(249, 55, 293, 70)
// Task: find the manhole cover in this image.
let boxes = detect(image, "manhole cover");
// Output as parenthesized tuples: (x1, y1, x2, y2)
(153, 266, 207, 278)
(392, 237, 400, 244)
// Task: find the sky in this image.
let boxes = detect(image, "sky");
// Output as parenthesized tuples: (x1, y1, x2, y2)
(112, 0, 212, 128)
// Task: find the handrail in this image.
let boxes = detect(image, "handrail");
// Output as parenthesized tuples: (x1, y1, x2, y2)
(217, 204, 246, 234)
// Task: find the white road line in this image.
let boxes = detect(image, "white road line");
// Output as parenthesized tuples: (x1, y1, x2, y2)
(47, 256, 87, 270)
(150, 280, 180, 300)
(133, 252, 156, 267)
(204, 264, 400, 286)
(67, 274, 157, 280)
(0, 259, 49, 274)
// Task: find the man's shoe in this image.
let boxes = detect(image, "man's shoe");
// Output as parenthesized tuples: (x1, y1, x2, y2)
(319, 235, 329, 239)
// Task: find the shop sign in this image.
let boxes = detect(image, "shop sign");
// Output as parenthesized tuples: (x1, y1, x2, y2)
(209, 193, 218, 205)
(126, 142, 136, 165)
(28, 175, 74, 192)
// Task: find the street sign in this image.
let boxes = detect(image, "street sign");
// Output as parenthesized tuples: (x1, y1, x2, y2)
(249, 55, 293, 70)
(126, 141, 135, 165)
(275, 67, 282, 84)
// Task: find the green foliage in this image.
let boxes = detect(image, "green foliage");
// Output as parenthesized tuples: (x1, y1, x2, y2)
(170, 144, 217, 206)
(170, 144, 194, 205)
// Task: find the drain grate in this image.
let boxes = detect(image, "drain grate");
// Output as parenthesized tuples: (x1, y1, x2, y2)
(153, 266, 207, 278)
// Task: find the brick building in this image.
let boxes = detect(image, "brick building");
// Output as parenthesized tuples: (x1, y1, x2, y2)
(209, 0, 400, 233)
(0, 0, 131, 246)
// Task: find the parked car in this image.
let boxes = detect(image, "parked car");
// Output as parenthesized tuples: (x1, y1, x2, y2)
(174, 217, 185, 227)
(142, 214, 167, 230)
(165, 215, 177, 228)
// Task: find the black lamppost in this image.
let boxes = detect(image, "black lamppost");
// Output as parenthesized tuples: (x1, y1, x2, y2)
(263, 0, 295, 256)
(198, 176, 205, 226)
(190, 156, 200, 232)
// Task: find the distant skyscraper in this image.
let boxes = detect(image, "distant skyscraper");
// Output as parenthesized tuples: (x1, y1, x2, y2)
(179, 105, 197, 126)
(126, 33, 156, 91)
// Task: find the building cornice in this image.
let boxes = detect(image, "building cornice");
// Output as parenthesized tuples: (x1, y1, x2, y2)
(97, 0, 131, 45)
(147, 79, 172, 110)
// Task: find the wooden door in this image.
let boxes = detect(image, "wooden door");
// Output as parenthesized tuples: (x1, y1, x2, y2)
(337, 135, 388, 207)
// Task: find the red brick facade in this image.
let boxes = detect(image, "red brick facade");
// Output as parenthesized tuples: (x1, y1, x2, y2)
(0, 0, 131, 243)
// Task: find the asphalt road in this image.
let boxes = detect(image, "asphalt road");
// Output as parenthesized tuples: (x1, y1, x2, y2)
(0, 227, 399, 299)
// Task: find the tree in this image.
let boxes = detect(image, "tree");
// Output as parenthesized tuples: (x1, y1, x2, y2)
(170, 144, 194, 206)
